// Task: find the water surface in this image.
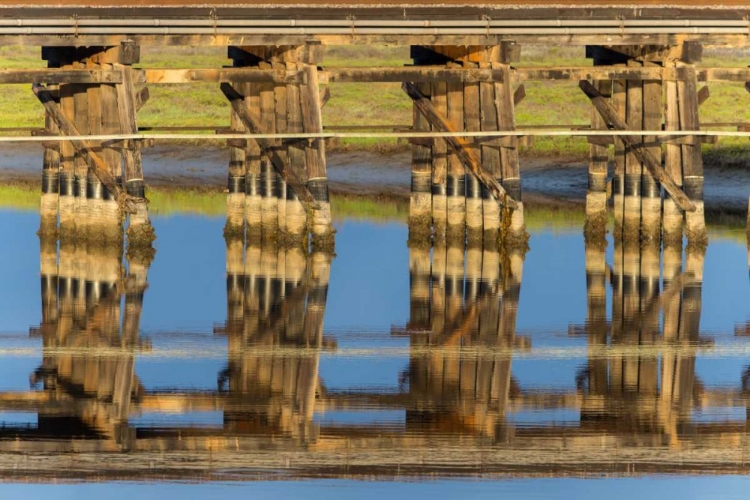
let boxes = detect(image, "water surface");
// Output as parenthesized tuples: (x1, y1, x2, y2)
(0, 206, 749, 497)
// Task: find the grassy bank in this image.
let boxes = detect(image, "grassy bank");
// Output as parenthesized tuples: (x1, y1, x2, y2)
(2, 183, 747, 241)
(4, 45, 750, 161)
(0, 183, 411, 223)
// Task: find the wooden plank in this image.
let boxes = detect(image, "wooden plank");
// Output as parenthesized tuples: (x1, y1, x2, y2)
(319, 86, 331, 108)
(679, 67, 704, 178)
(588, 78, 609, 178)
(0, 69, 121, 84)
(625, 61, 644, 185)
(115, 64, 145, 189)
(402, 82, 516, 209)
(135, 87, 149, 112)
(100, 66, 122, 179)
(579, 80, 694, 212)
(431, 81, 448, 185)
(495, 63, 519, 184)
(32, 84, 126, 206)
(480, 64, 501, 179)
(513, 84, 526, 107)
(300, 65, 327, 180)
(286, 61, 307, 183)
(697, 85, 710, 106)
(220, 82, 316, 209)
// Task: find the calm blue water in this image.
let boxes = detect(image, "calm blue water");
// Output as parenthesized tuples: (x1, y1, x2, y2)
(0, 207, 748, 496)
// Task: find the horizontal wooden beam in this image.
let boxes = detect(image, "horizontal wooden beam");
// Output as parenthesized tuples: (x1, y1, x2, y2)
(320, 67, 507, 83)
(1, 66, 750, 86)
(0, 69, 120, 84)
(139, 68, 303, 84)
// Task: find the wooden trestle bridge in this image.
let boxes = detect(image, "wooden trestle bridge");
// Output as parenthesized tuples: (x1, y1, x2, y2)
(0, 3, 748, 250)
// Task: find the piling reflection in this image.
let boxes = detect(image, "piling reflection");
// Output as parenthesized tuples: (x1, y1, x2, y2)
(575, 241, 710, 440)
(31, 235, 148, 448)
(216, 242, 334, 442)
(2, 236, 750, 480)
(398, 243, 526, 439)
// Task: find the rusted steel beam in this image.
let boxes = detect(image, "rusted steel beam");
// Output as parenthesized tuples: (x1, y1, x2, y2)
(219, 82, 317, 210)
(402, 81, 517, 210)
(579, 80, 695, 212)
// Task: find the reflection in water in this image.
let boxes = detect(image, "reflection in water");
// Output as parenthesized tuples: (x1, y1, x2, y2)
(398, 244, 525, 440)
(217, 240, 333, 442)
(32, 236, 149, 448)
(1, 232, 750, 480)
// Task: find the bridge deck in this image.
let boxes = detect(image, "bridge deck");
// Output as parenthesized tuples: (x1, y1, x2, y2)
(0, 4, 744, 46)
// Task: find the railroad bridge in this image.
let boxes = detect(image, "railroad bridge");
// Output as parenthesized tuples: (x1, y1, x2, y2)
(1, 2, 750, 251)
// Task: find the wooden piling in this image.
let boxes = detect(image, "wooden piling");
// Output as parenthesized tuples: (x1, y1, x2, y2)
(40, 81, 60, 238)
(409, 81, 433, 244)
(72, 69, 91, 239)
(58, 76, 77, 242)
(664, 60, 684, 248)
(116, 59, 154, 253)
(623, 60, 644, 245)
(431, 81, 449, 247)
(246, 82, 263, 242)
(301, 62, 335, 252)
(585, 73, 610, 243)
(260, 75, 279, 242)
(679, 65, 708, 248)
(611, 76, 627, 241)
(464, 64, 483, 246)
(495, 61, 525, 249)
(285, 61, 307, 246)
(446, 78, 466, 245)
(641, 63, 663, 246)
(479, 65, 500, 246)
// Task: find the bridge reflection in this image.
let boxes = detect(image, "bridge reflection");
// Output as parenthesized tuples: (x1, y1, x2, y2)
(0, 237, 748, 480)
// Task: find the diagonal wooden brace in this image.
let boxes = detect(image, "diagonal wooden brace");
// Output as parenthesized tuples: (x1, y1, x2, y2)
(401, 82, 517, 210)
(220, 82, 318, 211)
(32, 83, 139, 214)
(579, 80, 695, 212)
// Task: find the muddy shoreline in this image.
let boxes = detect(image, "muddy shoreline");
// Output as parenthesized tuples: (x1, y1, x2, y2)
(0, 143, 747, 218)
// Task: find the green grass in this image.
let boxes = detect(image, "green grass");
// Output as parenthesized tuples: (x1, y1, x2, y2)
(3, 45, 750, 162)
(0, 185, 41, 210)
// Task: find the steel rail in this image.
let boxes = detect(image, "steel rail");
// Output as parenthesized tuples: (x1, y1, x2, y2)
(0, 18, 748, 28)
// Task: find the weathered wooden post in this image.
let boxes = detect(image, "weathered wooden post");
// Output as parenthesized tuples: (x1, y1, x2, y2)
(41, 45, 149, 250)
(679, 66, 708, 248)
(39, 80, 60, 238)
(226, 45, 331, 250)
(409, 44, 522, 249)
(584, 50, 612, 243)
